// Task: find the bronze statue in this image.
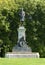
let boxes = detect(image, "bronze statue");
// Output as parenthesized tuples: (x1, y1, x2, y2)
(19, 8, 25, 25)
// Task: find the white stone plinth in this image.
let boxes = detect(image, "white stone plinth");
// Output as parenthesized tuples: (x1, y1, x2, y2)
(5, 52, 39, 58)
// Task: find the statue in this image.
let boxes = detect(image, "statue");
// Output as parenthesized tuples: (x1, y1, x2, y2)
(19, 8, 25, 25)
(18, 36, 25, 47)
(12, 8, 32, 52)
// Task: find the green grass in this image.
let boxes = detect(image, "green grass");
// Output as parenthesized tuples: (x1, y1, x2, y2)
(0, 58, 45, 65)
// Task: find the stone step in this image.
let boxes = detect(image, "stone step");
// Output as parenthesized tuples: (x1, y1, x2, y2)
(5, 52, 39, 58)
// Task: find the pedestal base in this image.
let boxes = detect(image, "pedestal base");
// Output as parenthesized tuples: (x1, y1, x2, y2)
(5, 52, 39, 58)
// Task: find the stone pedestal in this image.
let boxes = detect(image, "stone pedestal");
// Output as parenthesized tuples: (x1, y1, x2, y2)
(12, 26, 32, 52)
(5, 26, 39, 58)
(5, 52, 39, 58)
(18, 26, 26, 41)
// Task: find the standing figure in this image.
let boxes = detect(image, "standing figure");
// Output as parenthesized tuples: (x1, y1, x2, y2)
(19, 8, 25, 25)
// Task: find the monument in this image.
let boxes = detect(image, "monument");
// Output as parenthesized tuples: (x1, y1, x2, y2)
(5, 8, 39, 58)
(12, 8, 31, 52)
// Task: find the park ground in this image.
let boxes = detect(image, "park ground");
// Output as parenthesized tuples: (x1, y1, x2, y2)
(0, 58, 45, 65)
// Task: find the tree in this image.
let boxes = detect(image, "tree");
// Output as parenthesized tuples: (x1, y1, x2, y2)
(0, 0, 45, 57)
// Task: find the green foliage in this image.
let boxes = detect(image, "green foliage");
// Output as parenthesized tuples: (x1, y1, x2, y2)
(0, 0, 45, 57)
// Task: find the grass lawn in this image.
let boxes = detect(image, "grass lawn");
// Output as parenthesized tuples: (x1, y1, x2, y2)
(0, 58, 45, 65)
